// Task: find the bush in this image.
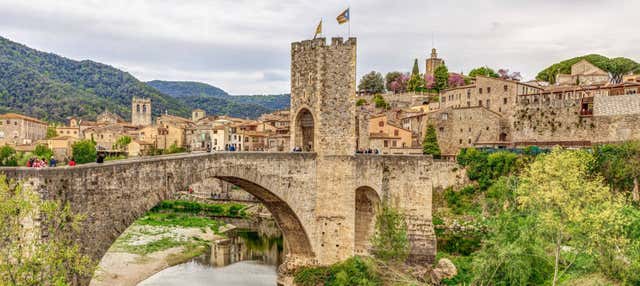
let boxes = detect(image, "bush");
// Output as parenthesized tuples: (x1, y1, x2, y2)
(356, 98, 367, 106)
(372, 95, 389, 109)
(0, 145, 17, 166)
(371, 202, 409, 262)
(71, 140, 97, 164)
(33, 144, 53, 160)
(294, 256, 381, 286)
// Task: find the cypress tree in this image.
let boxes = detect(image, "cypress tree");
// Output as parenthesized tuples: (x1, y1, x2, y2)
(423, 124, 441, 156)
(411, 59, 420, 76)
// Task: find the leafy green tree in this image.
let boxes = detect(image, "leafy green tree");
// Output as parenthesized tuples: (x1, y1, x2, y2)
(407, 73, 425, 92)
(0, 145, 17, 166)
(0, 175, 95, 285)
(355, 98, 367, 106)
(469, 67, 499, 78)
(593, 141, 640, 202)
(371, 201, 409, 262)
(517, 149, 629, 286)
(33, 144, 53, 160)
(607, 57, 640, 83)
(357, 71, 385, 94)
(166, 143, 186, 154)
(46, 126, 58, 139)
(422, 125, 441, 156)
(384, 72, 402, 92)
(434, 65, 449, 92)
(411, 58, 420, 76)
(112, 135, 132, 151)
(535, 54, 640, 84)
(71, 140, 97, 164)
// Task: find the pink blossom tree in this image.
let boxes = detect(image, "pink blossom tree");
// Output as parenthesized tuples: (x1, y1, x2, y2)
(448, 73, 466, 87)
(498, 68, 522, 81)
(424, 74, 435, 89)
(390, 73, 409, 93)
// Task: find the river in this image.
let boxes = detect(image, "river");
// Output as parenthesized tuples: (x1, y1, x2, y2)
(137, 229, 283, 286)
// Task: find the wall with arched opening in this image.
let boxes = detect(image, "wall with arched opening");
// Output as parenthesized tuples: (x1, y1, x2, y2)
(293, 108, 315, 151)
(354, 186, 380, 255)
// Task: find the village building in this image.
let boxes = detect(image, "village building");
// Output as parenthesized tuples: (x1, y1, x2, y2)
(425, 48, 445, 78)
(368, 114, 414, 152)
(555, 59, 610, 86)
(0, 113, 48, 146)
(131, 97, 152, 126)
(40, 136, 78, 160)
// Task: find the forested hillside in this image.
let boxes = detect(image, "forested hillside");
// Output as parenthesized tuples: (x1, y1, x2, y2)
(147, 80, 290, 117)
(0, 36, 191, 122)
(536, 54, 640, 84)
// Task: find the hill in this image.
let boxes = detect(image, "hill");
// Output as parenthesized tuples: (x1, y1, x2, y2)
(0, 36, 191, 122)
(536, 54, 640, 84)
(147, 80, 290, 113)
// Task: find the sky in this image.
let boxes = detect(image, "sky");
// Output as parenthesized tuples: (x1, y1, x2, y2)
(0, 0, 638, 95)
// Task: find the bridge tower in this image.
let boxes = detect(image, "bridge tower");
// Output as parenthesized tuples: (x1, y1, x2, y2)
(290, 37, 357, 155)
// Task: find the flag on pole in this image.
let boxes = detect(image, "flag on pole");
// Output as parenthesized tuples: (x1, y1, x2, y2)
(314, 20, 322, 39)
(336, 8, 350, 24)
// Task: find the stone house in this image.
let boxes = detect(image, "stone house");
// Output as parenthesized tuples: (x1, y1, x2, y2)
(0, 113, 48, 145)
(368, 114, 413, 149)
(155, 114, 195, 149)
(556, 59, 610, 86)
(426, 107, 507, 155)
(83, 124, 137, 150)
(127, 140, 153, 156)
(40, 136, 77, 160)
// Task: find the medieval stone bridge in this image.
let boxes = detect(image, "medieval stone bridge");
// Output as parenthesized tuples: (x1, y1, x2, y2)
(0, 151, 462, 273)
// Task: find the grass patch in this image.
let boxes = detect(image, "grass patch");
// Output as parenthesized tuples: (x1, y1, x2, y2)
(151, 200, 247, 218)
(136, 212, 223, 233)
(294, 256, 382, 286)
(117, 237, 184, 255)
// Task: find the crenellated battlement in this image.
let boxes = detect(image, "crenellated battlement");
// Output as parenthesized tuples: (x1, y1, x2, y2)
(291, 37, 356, 51)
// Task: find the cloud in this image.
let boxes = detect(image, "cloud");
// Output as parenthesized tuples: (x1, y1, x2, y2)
(0, 0, 638, 94)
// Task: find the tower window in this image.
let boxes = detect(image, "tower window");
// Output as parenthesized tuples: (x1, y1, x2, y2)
(143, 105, 147, 113)
(136, 104, 140, 112)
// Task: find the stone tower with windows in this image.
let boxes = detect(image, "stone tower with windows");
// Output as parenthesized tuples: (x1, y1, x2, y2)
(290, 37, 357, 156)
(425, 48, 445, 78)
(131, 97, 151, 126)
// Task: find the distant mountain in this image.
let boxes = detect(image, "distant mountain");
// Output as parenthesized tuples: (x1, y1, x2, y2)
(536, 54, 640, 84)
(0, 36, 191, 122)
(147, 80, 290, 117)
(146, 80, 229, 98)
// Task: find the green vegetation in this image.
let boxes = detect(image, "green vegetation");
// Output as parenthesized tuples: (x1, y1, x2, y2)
(0, 36, 190, 122)
(46, 125, 58, 138)
(151, 200, 247, 218)
(147, 80, 290, 119)
(112, 135, 132, 151)
(356, 98, 367, 106)
(372, 94, 389, 109)
(0, 176, 94, 285)
(71, 139, 97, 164)
(358, 71, 385, 94)
(468, 66, 499, 78)
(371, 201, 410, 262)
(434, 65, 449, 92)
(294, 256, 382, 286)
(33, 143, 53, 160)
(165, 143, 187, 154)
(422, 124, 441, 156)
(536, 54, 640, 84)
(0, 145, 17, 166)
(436, 145, 640, 285)
(407, 72, 426, 92)
(385, 71, 403, 92)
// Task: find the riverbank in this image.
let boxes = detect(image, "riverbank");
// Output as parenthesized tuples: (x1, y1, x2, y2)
(90, 200, 250, 286)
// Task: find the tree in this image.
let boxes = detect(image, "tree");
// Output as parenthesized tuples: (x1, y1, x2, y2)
(358, 71, 385, 94)
(385, 72, 403, 92)
(46, 126, 58, 139)
(0, 175, 95, 284)
(498, 68, 522, 81)
(407, 73, 425, 92)
(469, 67, 499, 78)
(424, 74, 435, 89)
(434, 65, 449, 92)
(33, 144, 53, 160)
(388, 73, 409, 94)
(0, 145, 17, 166)
(448, 73, 466, 88)
(71, 140, 97, 164)
(593, 141, 640, 202)
(422, 125, 441, 156)
(411, 58, 420, 76)
(112, 135, 132, 151)
(607, 57, 640, 83)
(516, 149, 629, 286)
(371, 201, 409, 262)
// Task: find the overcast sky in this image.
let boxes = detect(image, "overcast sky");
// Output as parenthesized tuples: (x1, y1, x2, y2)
(0, 0, 638, 94)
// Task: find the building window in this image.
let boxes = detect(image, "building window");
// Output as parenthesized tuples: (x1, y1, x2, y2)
(503, 98, 508, 104)
(459, 139, 462, 144)
(384, 140, 388, 147)
(438, 127, 444, 132)
(487, 87, 491, 93)
(136, 104, 140, 112)
(479, 88, 483, 94)
(468, 139, 471, 144)
(143, 105, 147, 113)
(486, 99, 490, 108)
(394, 130, 399, 136)
(392, 140, 397, 147)
(379, 121, 384, 127)
(479, 100, 483, 106)
(486, 126, 489, 131)
(503, 85, 508, 91)
(467, 101, 470, 107)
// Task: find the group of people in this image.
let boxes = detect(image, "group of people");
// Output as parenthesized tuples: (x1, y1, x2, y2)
(25, 157, 76, 168)
(356, 148, 380, 154)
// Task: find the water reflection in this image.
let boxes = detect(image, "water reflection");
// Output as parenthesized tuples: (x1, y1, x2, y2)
(138, 228, 283, 286)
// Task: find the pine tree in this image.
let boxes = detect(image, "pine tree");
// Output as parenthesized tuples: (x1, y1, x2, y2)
(423, 124, 441, 156)
(411, 59, 420, 76)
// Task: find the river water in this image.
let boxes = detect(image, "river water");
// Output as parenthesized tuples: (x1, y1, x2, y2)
(138, 229, 283, 286)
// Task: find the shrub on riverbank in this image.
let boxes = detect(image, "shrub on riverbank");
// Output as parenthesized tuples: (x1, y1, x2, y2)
(151, 200, 247, 218)
(294, 256, 381, 286)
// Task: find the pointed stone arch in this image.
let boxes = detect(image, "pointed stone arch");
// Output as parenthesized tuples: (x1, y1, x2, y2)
(354, 186, 381, 255)
(293, 107, 316, 152)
